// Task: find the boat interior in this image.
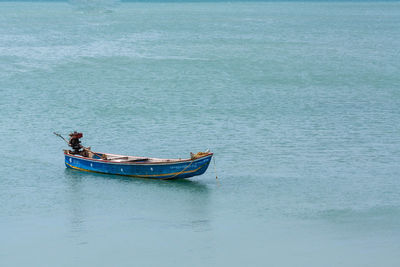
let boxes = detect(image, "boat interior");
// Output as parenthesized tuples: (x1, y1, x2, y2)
(65, 150, 189, 163)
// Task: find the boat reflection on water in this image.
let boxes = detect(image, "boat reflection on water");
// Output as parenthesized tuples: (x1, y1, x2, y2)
(64, 167, 212, 238)
(64, 167, 211, 192)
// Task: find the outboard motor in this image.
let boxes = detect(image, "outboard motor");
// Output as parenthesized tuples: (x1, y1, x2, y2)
(69, 131, 83, 154)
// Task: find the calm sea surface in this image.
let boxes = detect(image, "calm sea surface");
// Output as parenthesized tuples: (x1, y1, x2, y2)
(1, 1, 400, 266)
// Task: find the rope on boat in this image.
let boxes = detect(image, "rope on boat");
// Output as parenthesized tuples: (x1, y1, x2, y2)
(169, 153, 217, 180)
(191, 151, 210, 160)
(213, 156, 219, 181)
(166, 160, 195, 179)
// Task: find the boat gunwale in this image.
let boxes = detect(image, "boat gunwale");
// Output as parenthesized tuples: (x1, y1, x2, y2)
(64, 151, 213, 166)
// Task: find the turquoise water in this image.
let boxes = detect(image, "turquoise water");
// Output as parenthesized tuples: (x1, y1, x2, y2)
(1, 1, 400, 266)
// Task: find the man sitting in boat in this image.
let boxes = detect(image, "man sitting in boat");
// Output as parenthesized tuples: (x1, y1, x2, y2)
(68, 131, 83, 155)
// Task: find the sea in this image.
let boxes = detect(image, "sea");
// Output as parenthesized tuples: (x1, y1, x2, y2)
(0, 1, 399, 266)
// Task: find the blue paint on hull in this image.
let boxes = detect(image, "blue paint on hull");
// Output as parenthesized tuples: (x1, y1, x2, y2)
(64, 153, 213, 180)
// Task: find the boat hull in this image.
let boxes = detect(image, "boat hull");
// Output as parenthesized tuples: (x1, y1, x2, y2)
(64, 153, 213, 180)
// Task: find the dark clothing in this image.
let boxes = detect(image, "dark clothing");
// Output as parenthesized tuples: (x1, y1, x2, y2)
(69, 137, 82, 154)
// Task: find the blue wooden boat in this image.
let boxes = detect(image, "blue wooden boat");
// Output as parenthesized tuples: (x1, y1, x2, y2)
(64, 150, 213, 180)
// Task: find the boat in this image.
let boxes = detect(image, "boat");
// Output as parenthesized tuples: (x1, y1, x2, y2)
(64, 150, 213, 180)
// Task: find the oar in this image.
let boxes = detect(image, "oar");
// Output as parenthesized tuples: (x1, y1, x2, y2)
(53, 132, 70, 144)
(53, 132, 104, 159)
